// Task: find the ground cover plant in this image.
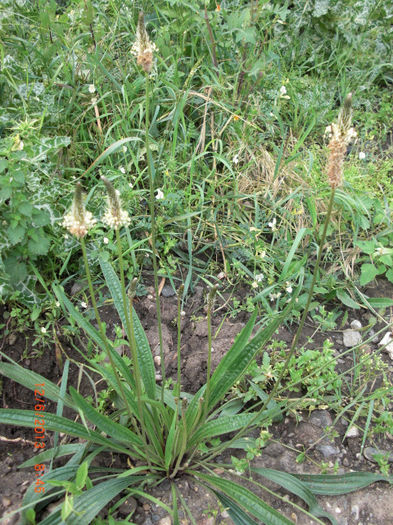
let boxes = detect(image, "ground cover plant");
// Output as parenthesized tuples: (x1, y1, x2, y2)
(0, 0, 393, 523)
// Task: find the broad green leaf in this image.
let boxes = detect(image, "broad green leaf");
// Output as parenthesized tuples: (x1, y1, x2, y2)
(0, 409, 132, 455)
(386, 267, 393, 284)
(69, 387, 144, 449)
(293, 472, 393, 495)
(28, 231, 50, 255)
(252, 468, 337, 524)
(0, 358, 75, 409)
(195, 472, 294, 525)
(354, 240, 376, 254)
(99, 258, 156, 399)
(336, 289, 360, 309)
(359, 263, 378, 286)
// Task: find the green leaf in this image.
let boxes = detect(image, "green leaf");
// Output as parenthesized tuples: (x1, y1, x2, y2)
(28, 231, 50, 255)
(194, 472, 294, 525)
(354, 240, 376, 254)
(292, 472, 393, 495)
(165, 411, 177, 470)
(69, 387, 144, 450)
(214, 491, 259, 524)
(66, 475, 145, 525)
(19, 444, 82, 468)
(7, 224, 25, 245)
(32, 208, 51, 227)
(81, 137, 141, 179)
(189, 411, 276, 448)
(207, 311, 256, 410)
(336, 289, 360, 309)
(0, 358, 75, 409)
(99, 259, 156, 399)
(53, 284, 108, 351)
(0, 409, 132, 455)
(75, 461, 89, 491)
(359, 264, 378, 286)
(366, 297, 393, 308)
(252, 468, 337, 524)
(19, 201, 33, 217)
(208, 298, 294, 411)
(386, 267, 393, 284)
(280, 228, 308, 279)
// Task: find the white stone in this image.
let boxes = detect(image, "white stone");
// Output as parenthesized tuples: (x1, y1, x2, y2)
(346, 426, 359, 437)
(378, 332, 393, 360)
(343, 329, 362, 348)
(350, 320, 362, 330)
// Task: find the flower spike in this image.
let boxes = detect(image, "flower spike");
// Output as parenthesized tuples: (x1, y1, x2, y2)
(62, 183, 96, 238)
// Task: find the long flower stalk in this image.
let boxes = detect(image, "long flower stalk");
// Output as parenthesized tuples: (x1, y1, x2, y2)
(145, 74, 166, 402)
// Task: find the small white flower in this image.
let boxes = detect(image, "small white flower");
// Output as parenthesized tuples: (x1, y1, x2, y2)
(55, 301, 60, 307)
(268, 218, 277, 231)
(103, 237, 109, 245)
(88, 84, 96, 94)
(252, 281, 258, 289)
(41, 327, 47, 334)
(279, 86, 287, 96)
(285, 282, 293, 293)
(122, 145, 127, 153)
(232, 154, 239, 165)
(259, 250, 266, 259)
(358, 151, 366, 160)
(119, 166, 126, 174)
(81, 301, 88, 309)
(128, 182, 133, 188)
(155, 188, 164, 200)
(255, 273, 264, 282)
(91, 97, 97, 105)
(269, 292, 281, 302)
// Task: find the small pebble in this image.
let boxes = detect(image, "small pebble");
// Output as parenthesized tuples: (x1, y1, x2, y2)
(343, 329, 362, 348)
(346, 426, 359, 437)
(154, 355, 161, 366)
(158, 517, 171, 525)
(350, 320, 362, 330)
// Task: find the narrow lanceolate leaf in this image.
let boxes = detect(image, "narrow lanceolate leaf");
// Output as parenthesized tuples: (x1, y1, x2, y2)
(214, 491, 259, 525)
(69, 387, 144, 449)
(208, 300, 294, 411)
(292, 472, 393, 495)
(165, 412, 178, 471)
(19, 444, 82, 468)
(0, 409, 132, 455)
(252, 468, 337, 525)
(99, 258, 156, 400)
(194, 473, 294, 525)
(189, 411, 275, 448)
(53, 284, 107, 352)
(0, 359, 75, 409)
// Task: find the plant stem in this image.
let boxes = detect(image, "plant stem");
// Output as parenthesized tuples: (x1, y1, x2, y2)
(145, 73, 166, 401)
(203, 285, 217, 421)
(80, 239, 137, 438)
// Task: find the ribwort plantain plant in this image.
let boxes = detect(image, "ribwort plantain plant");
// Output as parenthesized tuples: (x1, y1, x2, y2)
(0, 15, 392, 525)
